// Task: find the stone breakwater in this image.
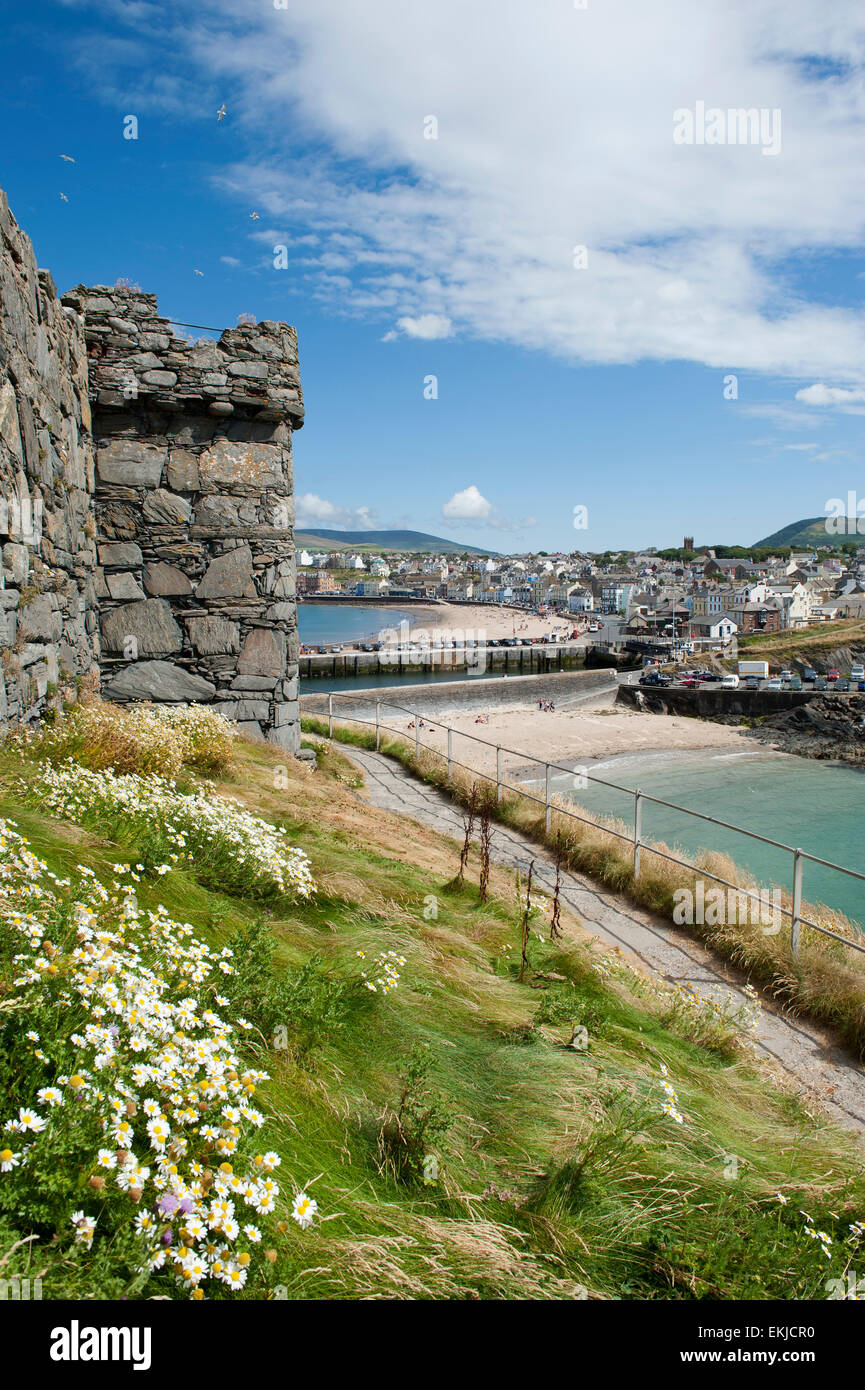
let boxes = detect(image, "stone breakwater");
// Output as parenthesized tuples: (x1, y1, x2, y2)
(0, 187, 303, 751)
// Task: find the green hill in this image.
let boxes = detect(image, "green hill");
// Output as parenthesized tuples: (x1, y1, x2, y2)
(295, 528, 495, 555)
(754, 517, 861, 550)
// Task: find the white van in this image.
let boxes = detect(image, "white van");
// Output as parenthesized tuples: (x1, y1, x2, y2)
(719, 673, 739, 688)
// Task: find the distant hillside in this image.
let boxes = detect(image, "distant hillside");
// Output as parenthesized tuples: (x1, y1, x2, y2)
(294, 528, 495, 556)
(754, 517, 860, 550)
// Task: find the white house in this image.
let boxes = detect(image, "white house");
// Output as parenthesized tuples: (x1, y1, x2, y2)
(689, 615, 738, 644)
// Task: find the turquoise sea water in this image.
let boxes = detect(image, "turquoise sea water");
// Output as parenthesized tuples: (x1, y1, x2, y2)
(531, 748, 865, 931)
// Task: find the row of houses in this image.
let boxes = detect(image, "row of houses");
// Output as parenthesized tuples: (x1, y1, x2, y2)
(296, 542, 865, 631)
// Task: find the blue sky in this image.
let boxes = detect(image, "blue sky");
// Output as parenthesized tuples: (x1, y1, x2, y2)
(3, 0, 865, 553)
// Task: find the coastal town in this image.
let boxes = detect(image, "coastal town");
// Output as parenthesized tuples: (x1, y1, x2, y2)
(297, 536, 865, 663)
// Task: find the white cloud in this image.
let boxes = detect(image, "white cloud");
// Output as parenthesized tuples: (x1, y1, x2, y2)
(70, 0, 865, 381)
(441, 486, 535, 533)
(295, 493, 379, 529)
(795, 383, 865, 405)
(394, 313, 453, 340)
(220, 255, 241, 267)
(442, 485, 491, 520)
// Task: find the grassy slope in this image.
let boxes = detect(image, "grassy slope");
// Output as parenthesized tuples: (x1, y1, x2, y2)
(302, 717, 865, 1063)
(3, 740, 865, 1300)
(732, 619, 865, 663)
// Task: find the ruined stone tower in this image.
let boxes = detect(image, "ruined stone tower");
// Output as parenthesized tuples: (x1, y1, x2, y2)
(0, 186, 303, 751)
(64, 285, 304, 751)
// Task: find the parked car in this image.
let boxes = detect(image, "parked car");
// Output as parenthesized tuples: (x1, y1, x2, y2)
(851, 665, 865, 683)
(719, 674, 739, 688)
(858, 680, 865, 692)
(827, 669, 841, 681)
(702, 672, 724, 682)
(802, 668, 818, 683)
(788, 676, 802, 691)
(744, 676, 760, 690)
(835, 678, 850, 692)
(639, 671, 672, 687)
(763, 678, 783, 690)
(814, 676, 828, 690)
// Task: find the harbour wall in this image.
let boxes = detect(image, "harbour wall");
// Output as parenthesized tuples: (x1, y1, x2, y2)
(301, 667, 618, 720)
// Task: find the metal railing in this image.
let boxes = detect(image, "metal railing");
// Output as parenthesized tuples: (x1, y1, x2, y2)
(303, 690, 865, 961)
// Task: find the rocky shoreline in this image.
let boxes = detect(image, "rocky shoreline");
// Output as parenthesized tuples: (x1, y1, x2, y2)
(745, 695, 865, 764)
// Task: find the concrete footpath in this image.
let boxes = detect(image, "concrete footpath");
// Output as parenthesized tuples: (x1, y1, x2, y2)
(340, 742, 865, 1139)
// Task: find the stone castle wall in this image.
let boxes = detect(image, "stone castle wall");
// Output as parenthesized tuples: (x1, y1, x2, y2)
(0, 189, 302, 750)
(0, 189, 99, 722)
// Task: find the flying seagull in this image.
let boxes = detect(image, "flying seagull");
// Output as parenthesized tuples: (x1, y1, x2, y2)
(59, 154, 75, 163)
(59, 192, 69, 202)
(217, 103, 227, 121)
(193, 269, 204, 277)
(250, 211, 260, 220)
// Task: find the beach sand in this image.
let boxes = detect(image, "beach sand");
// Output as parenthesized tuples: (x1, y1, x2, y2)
(341, 602, 579, 648)
(393, 700, 749, 784)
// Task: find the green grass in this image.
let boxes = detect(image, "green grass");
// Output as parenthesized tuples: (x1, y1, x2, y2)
(1, 738, 864, 1299)
(733, 619, 865, 661)
(303, 715, 865, 1064)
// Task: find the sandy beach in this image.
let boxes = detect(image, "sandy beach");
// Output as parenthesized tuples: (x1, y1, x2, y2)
(340, 602, 579, 648)
(393, 699, 750, 784)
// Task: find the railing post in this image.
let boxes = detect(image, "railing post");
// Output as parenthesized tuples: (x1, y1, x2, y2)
(633, 790, 643, 878)
(496, 746, 503, 802)
(791, 848, 802, 956)
(545, 763, 552, 832)
(415, 713, 420, 758)
(447, 727, 453, 779)
(328, 693, 333, 739)
(375, 700, 381, 752)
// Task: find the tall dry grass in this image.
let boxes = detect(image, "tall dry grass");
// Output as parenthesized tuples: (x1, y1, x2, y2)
(9, 696, 236, 778)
